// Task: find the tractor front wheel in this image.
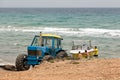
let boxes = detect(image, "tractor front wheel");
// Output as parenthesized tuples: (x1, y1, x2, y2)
(15, 54, 30, 71)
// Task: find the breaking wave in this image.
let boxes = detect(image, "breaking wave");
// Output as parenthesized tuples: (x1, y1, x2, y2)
(0, 26, 120, 38)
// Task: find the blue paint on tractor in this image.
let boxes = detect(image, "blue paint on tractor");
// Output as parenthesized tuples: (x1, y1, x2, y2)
(15, 33, 67, 71)
(26, 33, 65, 66)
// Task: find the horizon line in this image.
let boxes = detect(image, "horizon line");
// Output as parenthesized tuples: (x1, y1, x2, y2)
(0, 7, 120, 8)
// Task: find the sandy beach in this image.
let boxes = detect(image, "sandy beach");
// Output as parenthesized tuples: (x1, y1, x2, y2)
(0, 58, 120, 80)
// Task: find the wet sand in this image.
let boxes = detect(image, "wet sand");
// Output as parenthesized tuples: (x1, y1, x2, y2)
(0, 58, 120, 80)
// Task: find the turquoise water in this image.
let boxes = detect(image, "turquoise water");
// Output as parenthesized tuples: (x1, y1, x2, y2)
(0, 8, 120, 64)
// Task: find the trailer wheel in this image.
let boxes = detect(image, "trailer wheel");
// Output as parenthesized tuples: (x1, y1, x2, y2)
(43, 55, 53, 61)
(15, 54, 30, 71)
(57, 51, 68, 59)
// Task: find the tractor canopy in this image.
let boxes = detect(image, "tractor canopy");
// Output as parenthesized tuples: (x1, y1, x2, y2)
(41, 33, 63, 39)
(30, 33, 63, 48)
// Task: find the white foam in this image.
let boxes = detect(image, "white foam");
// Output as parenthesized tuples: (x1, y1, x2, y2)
(79, 28, 120, 37)
(0, 59, 12, 66)
(0, 26, 120, 38)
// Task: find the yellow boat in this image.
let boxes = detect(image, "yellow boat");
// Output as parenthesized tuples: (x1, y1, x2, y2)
(70, 40, 96, 59)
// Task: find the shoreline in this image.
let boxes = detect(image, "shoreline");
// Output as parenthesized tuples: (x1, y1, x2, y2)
(0, 58, 120, 80)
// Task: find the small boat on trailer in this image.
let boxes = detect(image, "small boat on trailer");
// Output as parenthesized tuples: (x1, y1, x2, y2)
(70, 40, 97, 59)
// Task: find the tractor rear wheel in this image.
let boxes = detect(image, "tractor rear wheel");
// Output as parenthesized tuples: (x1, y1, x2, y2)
(43, 55, 53, 61)
(56, 51, 68, 59)
(15, 54, 30, 71)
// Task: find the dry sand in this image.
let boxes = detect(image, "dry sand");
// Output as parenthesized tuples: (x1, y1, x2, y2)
(0, 58, 120, 80)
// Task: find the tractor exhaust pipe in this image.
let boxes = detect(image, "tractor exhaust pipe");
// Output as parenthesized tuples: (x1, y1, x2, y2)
(39, 32, 43, 46)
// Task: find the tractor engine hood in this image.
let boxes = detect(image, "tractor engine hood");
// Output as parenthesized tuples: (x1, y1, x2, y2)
(27, 46, 44, 57)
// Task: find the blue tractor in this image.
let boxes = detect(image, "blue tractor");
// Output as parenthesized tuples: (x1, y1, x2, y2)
(15, 32, 68, 71)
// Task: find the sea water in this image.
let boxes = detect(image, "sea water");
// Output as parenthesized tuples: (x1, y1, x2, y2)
(0, 8, 120, 64)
